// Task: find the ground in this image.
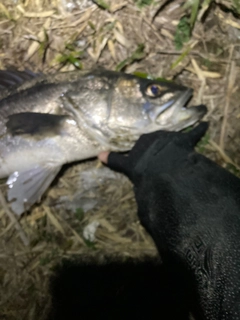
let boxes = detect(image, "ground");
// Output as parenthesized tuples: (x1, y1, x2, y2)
(0, 0, 240, 319)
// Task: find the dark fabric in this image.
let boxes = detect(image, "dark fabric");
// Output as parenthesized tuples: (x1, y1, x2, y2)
(107, 122, 240, 319)
(47, 257, 190, 320)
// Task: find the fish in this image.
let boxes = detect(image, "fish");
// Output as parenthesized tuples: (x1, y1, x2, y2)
(0, 68, 207, 215)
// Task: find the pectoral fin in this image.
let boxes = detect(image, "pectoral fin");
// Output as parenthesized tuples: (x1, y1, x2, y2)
(6, 112, 68, 136)
(7, 165, 61, 215)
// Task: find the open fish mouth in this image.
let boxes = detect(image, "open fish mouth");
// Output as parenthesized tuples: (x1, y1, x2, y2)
(155, 88, 193, 124)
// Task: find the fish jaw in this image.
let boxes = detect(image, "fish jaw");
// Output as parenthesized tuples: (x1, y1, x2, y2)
(102, 87, 207, 151)
(167, 104, 208, 131)
(152, 87, 207, 131)
(141, 87, 193, 125)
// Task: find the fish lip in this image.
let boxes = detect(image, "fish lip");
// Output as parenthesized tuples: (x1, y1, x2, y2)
(172, 88, 193, 110)
(154, 88, 193, 123)
(191, 104, 208, 116)
(171, 104, 208, 131)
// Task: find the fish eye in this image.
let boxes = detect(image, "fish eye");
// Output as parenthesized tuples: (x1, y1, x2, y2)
(146, 84, 165, 97)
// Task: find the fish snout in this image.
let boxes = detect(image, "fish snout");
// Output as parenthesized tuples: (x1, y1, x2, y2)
(152, 88, 193, 124)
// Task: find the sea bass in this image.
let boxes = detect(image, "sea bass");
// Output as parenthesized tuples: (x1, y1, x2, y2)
(0, 69, 207, 215)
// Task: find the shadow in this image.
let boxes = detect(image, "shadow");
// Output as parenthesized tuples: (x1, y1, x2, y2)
(46, 256, 192, 320)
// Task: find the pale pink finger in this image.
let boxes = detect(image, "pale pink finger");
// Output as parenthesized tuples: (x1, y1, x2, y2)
(98, 151, 110, 164)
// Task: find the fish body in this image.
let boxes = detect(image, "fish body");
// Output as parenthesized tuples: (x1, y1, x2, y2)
(0, 69, 207, 215)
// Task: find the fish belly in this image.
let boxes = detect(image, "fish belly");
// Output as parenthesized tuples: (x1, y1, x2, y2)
(0, 136, 65, 178)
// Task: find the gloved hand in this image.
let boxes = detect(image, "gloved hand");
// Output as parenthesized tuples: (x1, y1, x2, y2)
(98, 122, 240, 320)
(99, 122, 209, 184)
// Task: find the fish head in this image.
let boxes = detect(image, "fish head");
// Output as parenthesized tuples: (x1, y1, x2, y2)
(104, 74, 207, 149)
(70, 71, 207, 150)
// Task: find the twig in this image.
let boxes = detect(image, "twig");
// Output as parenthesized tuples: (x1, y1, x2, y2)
(157, 49, 238, 65)
(0, 190, 29, 246)
(142, 17, 165, 44)
(190, 58, 206, 105)
(209, 140, 240, 170)
(57, 214, 85, 245)
(44, 206, 65, 235)
(220, 46, 237, 149)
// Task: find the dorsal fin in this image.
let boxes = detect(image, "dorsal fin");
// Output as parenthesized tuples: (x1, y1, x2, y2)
(0, 69, 41, 90)
(0, 69, 42, 100)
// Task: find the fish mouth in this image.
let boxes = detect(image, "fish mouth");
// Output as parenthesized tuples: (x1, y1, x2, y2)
(154, 88, 193, 124)
(175, 104, 208, 130)
(191, 104, 207, 116)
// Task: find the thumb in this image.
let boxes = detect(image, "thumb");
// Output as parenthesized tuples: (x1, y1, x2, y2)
(99, 151, 131, 178)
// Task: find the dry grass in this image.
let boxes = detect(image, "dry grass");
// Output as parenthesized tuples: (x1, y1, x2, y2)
(0, 1, 240, 319)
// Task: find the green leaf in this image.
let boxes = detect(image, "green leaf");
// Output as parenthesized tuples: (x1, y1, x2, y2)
(88, 21, 96, 30)
(189, 0, 199, 28)
(202, 58, 211, 68)
(65, 43, 75, 51)
(39, 248, 58, 266)
(196, 133, 210, 153)
(133, 71, 150, 79)
(38, 28, 49, 58)
(183, 0, 200, 28)
(226, 163, 240, 177)
(174, 17, 191, 50)
(84, 239, 97, 250)
(0, 3, 14, 21)
(233, 0, 240, 14)
(134, 0, 153, 8)
(201, 0, 212, 9)
(75, 208, 84, 221)
(57, 50, 83, 69)
(155, 77, 172, 82)
(68, 56, 82, 68)
(116, 44, 146, 71)
(171, 45, 192, 69)
(133, 43, 145, 57)
(92, 0, 110, 10)
(182, 125, 193, 133)
(116, 59, 129, 71)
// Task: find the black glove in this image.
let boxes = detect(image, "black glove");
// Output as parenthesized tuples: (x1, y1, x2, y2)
(107, 122, 209, 183)
(104, 122, 240, 319)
